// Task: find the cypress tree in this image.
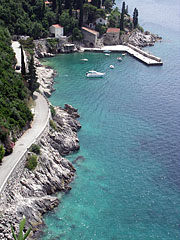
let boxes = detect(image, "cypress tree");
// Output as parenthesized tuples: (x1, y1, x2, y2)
(52, 0, 57, 12)
(120, 1, 125, 31)
(57, 0, 62, 15)
(27, 54, 39, 95)
(133, 8, 138, 28)
(79, 0, 83, 27)
(20, 45, 26, 76)
(65, 0, 72, 16)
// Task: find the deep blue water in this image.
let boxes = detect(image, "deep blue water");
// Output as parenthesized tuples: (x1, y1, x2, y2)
(41, 1, 180, 239)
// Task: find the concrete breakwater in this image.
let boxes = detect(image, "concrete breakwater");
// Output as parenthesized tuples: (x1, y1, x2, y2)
(83, 45, 163, 66)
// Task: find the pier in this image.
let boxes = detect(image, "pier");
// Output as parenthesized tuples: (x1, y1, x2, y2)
(83, 44, 163, 66)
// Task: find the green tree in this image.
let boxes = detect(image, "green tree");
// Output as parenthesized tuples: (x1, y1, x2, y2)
(72, 27, 83, 41)
(133, 8, 138, 28)
(59, 10, 78, 34)
(21, 45, 26, 76)
(11, 216, 32, 240)
(65, 0, 72, 16)
(31, 22, 43, 39)
(120, 1, 125, 30)
(57, 0, 62, 15)
(104, 0, 113, 12)
(26, 54, 39, 95)
(0, 145, 5, 163)
(83, 4, 97, 23)
(91, 0, 100, 8)
(52, 0, 57, 12)
(79, 0, 84, 27)
(125, 5, 128, 14)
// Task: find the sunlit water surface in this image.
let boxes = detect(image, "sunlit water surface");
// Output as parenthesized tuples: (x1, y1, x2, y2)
(41, 0, 180, 239)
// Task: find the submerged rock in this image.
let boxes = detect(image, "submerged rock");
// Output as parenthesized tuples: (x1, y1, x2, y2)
(72, 156, 85, 164)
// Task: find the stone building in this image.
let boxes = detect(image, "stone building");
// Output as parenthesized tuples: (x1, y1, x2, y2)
(81, 27, 99, 47)
(49, 24, 64, 38)
(103, 28, 120, 45)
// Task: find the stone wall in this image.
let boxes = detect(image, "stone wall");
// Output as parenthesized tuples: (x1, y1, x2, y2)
(81, 28, 99, 47)
(103, 32, 120, 45)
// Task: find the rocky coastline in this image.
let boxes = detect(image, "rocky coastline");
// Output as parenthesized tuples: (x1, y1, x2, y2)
(0, 103, 81, 239)
(0, 54, 81, 239)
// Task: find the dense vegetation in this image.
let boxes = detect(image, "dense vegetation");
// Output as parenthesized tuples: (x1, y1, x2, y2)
(0, 0, 114, 39)
(0, 27, 33, 157)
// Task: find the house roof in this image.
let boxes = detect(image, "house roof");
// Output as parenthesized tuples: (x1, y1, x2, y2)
(82, 27, 99, 35)
(45, 1, 52, 4)
(52, 24, 63, 28)
(107, 28, 120, 33)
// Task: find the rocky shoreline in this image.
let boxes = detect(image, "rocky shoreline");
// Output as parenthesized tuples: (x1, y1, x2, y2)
(0, 59, 81, 240)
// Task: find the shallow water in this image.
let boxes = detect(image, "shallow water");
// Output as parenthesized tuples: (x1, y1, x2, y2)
(41, 0, 180, 239)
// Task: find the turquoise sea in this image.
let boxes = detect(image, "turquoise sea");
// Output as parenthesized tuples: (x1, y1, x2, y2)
(41, 0, 180, 239)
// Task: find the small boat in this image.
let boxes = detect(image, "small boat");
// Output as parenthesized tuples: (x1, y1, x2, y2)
(105, 53, 110, 56)
(104, 50, 111, 53)
(117, 57, 122, 61)
(86, 70, 105, 78)
(80, 58, 88, 62)
(110, 65, 114, 69)
(122, 53, 126, 56)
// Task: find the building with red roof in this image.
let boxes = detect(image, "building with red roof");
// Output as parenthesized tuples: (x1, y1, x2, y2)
(49, 24, 64, 38)
(104, 28, 120, 45)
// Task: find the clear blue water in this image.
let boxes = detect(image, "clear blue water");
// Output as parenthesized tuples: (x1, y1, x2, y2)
(41, 1, 180, 239)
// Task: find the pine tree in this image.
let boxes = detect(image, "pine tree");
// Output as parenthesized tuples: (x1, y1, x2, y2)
(79, 0, 83, 27)
(20, 45, 26, 76)
(120, 1, 125, 31)
(26, 55, 39, 95)
(133, 8, 138, 28)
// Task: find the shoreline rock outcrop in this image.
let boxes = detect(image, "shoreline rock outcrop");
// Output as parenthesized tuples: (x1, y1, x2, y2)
(0, 105, 81, 240)
(123, 29, 162, 48)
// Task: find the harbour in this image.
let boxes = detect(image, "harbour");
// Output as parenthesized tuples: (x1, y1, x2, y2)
(83, 44, 163, 66)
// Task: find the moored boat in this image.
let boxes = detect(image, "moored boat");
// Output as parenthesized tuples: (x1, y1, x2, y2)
(110, 65, 114, 69)
(86, 70, 105, 78)
(80, 58, 88, 62)
(117, 57, 122, 61)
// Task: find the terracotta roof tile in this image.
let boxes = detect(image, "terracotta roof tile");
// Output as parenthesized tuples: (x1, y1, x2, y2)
(52, 24, 63, 28)
(82, 27, 99, 35)
(107, 28, 120, 33)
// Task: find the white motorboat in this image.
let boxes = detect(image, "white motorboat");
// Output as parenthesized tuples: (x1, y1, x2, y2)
(110, 65, 114, 69)
(80, 58, 88, 62)
(117, 57, 122, 61)
(105, 53, 110, 56)
(86, 70, 105, 78)
(122, 53, 126, 56)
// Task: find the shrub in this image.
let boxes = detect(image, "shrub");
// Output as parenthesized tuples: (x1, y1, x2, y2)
(0, 145, 5, 163)
(25, 154, 37, 171)
(30, 144, 41, 155)
(137, 25, 144, 32)
(50, 119, 57, 131)
(50, 105, 56, 118)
